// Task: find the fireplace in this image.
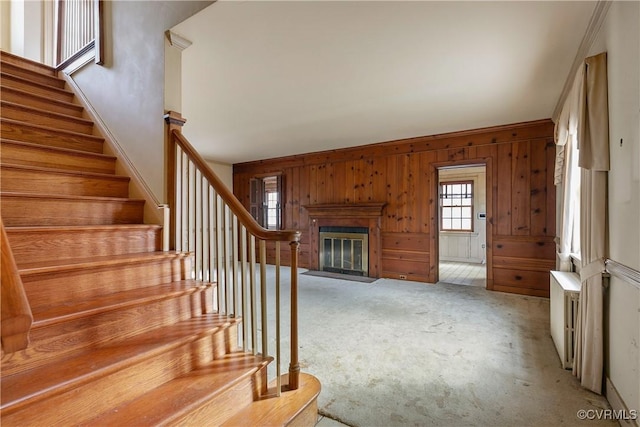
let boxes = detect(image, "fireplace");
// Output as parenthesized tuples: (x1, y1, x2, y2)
(303, 203, 385, 278)
(319, 227, 369, 276)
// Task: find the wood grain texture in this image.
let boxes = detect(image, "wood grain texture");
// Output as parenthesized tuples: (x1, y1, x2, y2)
(0, 120, 104, 152)
(0, 73, 74, 102)
(1, 53, 317, 427)
(0, 219, 33, 354)
(234, 121, 556, 296)
(5, 224, 161, 265)
(1, 86, 83, 117)
(1, 101, 94, 134)
(0, 51, 58, 76)
(1, 140, 115, 174)
(1, 164, 129, 198)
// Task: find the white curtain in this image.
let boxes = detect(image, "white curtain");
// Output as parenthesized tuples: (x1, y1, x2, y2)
(554, 64, 584, 271)
(572, 52, 609, 394)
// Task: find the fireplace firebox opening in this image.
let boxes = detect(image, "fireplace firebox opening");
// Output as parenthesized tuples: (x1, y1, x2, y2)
(319, 226, 369, 276)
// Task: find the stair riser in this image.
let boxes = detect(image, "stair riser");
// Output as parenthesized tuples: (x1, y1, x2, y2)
(21, 257, 188, 308)
(0, 53, 57, 76)
(1, 75, 74, 103)
(1, 87, 84, 117)
(0, 143, 115, 174)
(1, 327, 236, 424)
(0, 62, 64, 88)
(1, 287, 217, 378)
(1, 120, 104, 153)
(6, 228, 161, 265)
(178, 367, 266, 426)
(1, 196, 143, 227)
(1, 167, 129, 199)
(1, 103, 93, 134)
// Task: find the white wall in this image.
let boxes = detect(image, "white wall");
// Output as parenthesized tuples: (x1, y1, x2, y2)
(70, 1, 213, 201)
(438, 166, 487, 264)
(589, 0, 640, 417)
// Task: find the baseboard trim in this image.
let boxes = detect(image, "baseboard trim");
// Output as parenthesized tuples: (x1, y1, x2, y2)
(605, 377, 639, 427)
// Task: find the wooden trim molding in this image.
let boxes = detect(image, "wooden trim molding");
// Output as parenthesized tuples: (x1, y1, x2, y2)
(303, 203, 386, 218)
(304, 203, 385, 277)
(605, 259, 640, 291)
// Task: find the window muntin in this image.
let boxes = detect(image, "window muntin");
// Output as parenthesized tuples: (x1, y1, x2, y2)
(440, 181, 473, 232)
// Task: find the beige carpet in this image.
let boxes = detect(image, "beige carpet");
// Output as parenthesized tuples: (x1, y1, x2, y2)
(266, 268, 615, 427)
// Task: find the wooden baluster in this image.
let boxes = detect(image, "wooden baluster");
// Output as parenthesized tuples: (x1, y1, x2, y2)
(275, 241, 281, 396)
(260, 240, 268, 357)
(288, 240, 300, 390)
(249, 236, 257, 355)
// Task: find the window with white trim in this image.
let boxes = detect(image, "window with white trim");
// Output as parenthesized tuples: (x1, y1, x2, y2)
(440, 181, 473, 232)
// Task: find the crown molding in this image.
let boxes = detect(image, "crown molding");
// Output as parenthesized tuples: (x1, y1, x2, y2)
(166, 30, 193, 51)
(552, 1, 612, 123)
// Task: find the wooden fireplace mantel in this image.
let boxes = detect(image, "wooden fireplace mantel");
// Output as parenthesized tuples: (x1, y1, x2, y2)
(302, 202, 386, 218)
(303, 203, 386, 277)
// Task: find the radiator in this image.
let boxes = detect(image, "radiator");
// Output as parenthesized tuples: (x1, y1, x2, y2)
(550, 271, 581, 370)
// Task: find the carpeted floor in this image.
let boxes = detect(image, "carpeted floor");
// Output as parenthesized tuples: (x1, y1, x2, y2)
(266, 267, 615, 427)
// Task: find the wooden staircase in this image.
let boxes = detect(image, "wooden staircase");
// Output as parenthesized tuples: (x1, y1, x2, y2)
(0, 51, 320, 426)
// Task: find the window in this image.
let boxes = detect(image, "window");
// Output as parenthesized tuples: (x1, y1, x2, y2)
(440, 181, 473, 231)
(249, 175, 283, 230)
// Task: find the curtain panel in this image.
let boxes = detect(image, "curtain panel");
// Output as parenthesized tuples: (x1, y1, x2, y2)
(573, 52, 609, 395)
(554, 52, 609, 394)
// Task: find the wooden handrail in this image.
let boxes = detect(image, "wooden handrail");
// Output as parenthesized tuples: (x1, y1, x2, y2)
(166, 117, 301, 391)
(171, 130, 301, 243)
(1, 218, 33, 353)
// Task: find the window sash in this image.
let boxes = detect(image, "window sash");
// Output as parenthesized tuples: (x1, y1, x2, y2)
(440, 181, 474, 232)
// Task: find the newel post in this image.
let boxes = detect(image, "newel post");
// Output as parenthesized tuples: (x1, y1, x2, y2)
(288, 239, 300, 390)
(164, 111, 186, 251)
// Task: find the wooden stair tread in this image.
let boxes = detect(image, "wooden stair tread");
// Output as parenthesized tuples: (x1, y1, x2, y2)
(0, 119, 104, 145)
(1, 100, 94, 127)
(1, 314, 241, 412)
(0, 71, 71, 94)
(221, 373, 322, 427)
(0, 138, 107, 160)
(6, 224, 161, 234)
(1, 51, 57, 76)
(31, 280, 210, 327)
(0, 191, 142, 203)
(17, 251, 186, 275)
(84, 353, 271, 427)
(0, 85, 83, 114)
(0, 162, 129, 181)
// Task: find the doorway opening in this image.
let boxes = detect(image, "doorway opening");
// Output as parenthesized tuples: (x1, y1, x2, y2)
(437, 165, 487, 287)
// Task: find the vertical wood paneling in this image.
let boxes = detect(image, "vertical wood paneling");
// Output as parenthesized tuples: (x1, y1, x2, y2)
(233, 120, 556, 297)
(385, 157, 398, 231)
(334, 162, 347, 203)
(529, 140, 547, 236)
(309, 165, 319, 205)
(545, 140, 556, 237)
(496, 144, 512, 235)
(288, 167, 299, 229)
(372, 157, 385, 208)
(511, 141, 531, 235)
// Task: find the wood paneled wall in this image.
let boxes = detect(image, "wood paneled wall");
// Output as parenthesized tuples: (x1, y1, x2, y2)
(234, 120, 556, 297)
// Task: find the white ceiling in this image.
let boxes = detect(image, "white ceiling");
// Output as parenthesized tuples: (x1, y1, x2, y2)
(172, 1, 596, 165)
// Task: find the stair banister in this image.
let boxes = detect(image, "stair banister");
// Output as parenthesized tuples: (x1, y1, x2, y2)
(1, 218, 33, 353)
(165, 112, 301, 392)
